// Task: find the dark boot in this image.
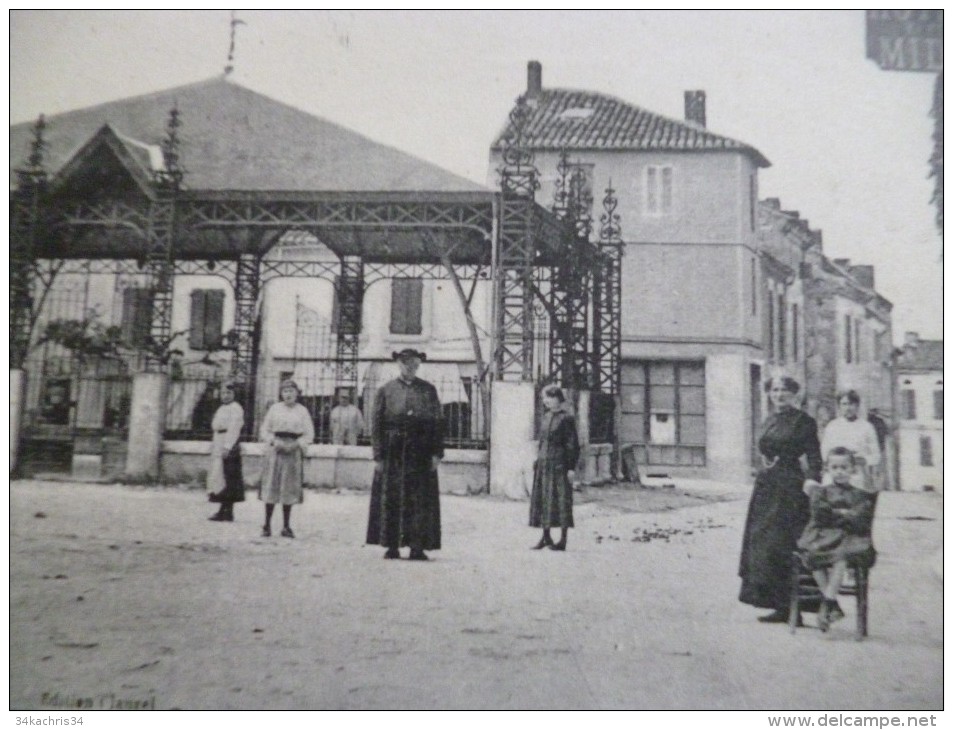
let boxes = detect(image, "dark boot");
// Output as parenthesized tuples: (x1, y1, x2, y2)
(208, 505, 229, 522)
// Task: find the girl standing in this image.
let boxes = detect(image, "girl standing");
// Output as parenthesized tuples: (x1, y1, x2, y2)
(529, 385, 580, 551)
(207, 382, 245, 522)
(259, 379, 314, 538)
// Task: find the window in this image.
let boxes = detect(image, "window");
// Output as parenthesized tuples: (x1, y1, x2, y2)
(621, 361, 706, 466)
(750, 259, 757, 316)
(645, 165, 673, 216)
(901, 389, 917, 420)
(919, 435, 934, 467)
(844, 315, 852, 363)
(854, 318, 862, 363)
(767, 295, 775, 360)
(749, 174, 757, 231)
(933, 389, 943, 420)
(792, 303, 799, 361)
(390, 278, 423, 335)
(777, 293, 786, 363)
(120, 287, 153, 347)
(189, 289, 225, 350)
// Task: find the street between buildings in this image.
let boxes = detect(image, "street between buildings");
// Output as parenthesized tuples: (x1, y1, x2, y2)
(9, 479, 942, 711)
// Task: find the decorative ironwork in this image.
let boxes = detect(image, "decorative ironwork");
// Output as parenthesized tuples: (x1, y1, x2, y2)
(231, 253, 260, 431)
(141, 106, 184, 372)
(552, 149, 573, 219)
(494, 95, 542, 381)
(11, 115, 49, 368)
(335, 256, 364, 388)
(498, 95, 540, 199)
(592, 182, 624, 396)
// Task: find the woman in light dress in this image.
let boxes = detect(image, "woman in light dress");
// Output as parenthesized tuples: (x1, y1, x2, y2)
(259, 379, 314, 538)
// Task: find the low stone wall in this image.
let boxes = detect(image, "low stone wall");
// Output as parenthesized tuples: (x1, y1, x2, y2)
(160, 441, 489, 496)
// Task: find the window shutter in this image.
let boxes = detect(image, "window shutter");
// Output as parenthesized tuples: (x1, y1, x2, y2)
(390, 279, 423, 335)
(204, 290, 225, 349)
(122, 288, 153, 347)
(903, 390, 917, 420)
(189, 290, 206, 349)
(919, 435, 933, 467)
(933, 390, 943, 420)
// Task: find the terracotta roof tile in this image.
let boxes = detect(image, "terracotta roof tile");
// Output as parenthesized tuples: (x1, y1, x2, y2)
(491, 88, 770, 167)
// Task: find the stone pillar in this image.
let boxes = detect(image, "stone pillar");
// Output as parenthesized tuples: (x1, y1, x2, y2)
(489, 380, 537, 498)
(10, 368, 27, 474)
(705, 353, 752, 483)
(574, 389, 594, 482)
(124, 372, 169, 481)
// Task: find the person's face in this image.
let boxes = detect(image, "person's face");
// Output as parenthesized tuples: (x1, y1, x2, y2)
(398, 357, 421, 379)
(769, 382, 795, 409)
(827, 455, 854, 484)
(542, 394, 561, 411)
(337, 395, 350, 407)
(281, 386, 298, 404)
(838, 397, 859, 421)
(221, 388, 235, 404)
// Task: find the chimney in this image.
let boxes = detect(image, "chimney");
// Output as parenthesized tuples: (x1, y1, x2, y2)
(849, 264, 875, 290)
(904, 331, 920, 349)
(684, 90, 706, 127)
(527, 61, 542, 99)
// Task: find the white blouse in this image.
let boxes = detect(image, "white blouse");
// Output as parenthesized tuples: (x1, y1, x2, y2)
(260, 402, 315, 446)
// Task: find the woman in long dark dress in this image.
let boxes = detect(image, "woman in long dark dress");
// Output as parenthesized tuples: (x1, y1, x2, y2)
(738, 376, 822, 623)
(529, 385, 580, 552)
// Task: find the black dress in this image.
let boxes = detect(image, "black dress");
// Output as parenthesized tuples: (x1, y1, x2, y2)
(366, 377, 443, 551)
(738, 407, 822, 611)
(529, 409, 580, 529)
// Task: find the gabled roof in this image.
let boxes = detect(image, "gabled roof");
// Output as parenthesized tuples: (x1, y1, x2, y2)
(896, 340, 944, 372)
(490, 89, 770, 167)
(10, 76, 485, 193)
(52, 124, 158, 198)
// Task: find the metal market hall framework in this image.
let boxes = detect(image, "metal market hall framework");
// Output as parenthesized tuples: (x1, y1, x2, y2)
(10, 94, 622, 443)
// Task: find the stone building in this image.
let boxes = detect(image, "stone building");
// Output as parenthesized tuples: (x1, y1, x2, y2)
(490, 62, 773, 482)
(894, 332, 943, 492)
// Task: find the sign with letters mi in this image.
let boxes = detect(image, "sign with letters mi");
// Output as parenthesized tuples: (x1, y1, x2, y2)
(866, 10, 942, 72)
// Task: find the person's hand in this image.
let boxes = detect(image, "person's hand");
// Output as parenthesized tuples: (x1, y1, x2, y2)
(431, 456, 442, 472)
(803, 479, 821, 495)
(374, 460, 384, 473)
(567, 469, 576, 483)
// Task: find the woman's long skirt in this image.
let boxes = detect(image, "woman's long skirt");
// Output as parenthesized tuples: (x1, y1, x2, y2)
(259, 439, 304, 505)
(529, 457, 574, 528)
(738, 464, 809, 610)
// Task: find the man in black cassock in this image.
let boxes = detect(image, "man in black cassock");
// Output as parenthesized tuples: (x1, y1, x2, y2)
(366, 348, 443, 560)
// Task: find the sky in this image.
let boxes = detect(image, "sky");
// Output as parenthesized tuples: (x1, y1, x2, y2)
(8, 9, 944, 343)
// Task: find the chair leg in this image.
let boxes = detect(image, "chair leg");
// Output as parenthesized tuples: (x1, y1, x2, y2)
(855, 565, 868, 640)
(789, 553, 801, 634)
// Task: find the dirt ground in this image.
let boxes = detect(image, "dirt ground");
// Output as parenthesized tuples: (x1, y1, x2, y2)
(9, 478, 943, 711)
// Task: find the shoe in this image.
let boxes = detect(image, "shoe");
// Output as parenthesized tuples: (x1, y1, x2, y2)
(384, 548, 400, 560)
(817, 602, 831, 632)
(549, 541, 567, 552)
(828, 601, 845, 624)
(208, 512, 229, 522)
(757, 609, 790, 624)
(261, 526, 271, 537)
(208, 493, 222, 503)
(280, 527, 295, 538)
(408, 550, 430, 561)
(531, 536, 553, 550)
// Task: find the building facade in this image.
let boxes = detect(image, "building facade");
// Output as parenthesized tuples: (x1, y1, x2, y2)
(895, 332, 943, 492)
(489, 63, 772, 481)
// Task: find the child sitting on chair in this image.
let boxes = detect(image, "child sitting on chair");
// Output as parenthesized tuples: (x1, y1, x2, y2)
(798, 446, 877, 631)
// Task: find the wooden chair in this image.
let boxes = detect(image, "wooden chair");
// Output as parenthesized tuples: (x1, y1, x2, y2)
(788, 492, 878, 640)
(788, 551, 870, 640)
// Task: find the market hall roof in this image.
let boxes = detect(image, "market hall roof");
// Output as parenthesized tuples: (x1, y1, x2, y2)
(10, 76, 486, 194)
(490, 87, 771, 168)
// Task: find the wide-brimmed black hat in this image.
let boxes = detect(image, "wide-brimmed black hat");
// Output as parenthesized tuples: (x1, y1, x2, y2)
(392, 348, 427, 362)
